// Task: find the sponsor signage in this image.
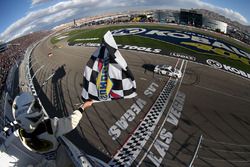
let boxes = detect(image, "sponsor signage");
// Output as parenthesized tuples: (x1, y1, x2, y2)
(122, 45, 161, 53)
(96, 53, 113, 100)
(170, 52, 196, 61)
(71, 42, 250, 80)
(76, 43, 162, 53)
(112, 28, 250, 65)
(206, 59, 250, 79)
(112, 28, 147, 36)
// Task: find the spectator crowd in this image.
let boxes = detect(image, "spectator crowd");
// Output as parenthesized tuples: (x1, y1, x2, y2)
(0, 31, 50, 96)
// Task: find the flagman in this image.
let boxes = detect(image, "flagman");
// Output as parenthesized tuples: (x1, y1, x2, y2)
(12, 92, 93, 167)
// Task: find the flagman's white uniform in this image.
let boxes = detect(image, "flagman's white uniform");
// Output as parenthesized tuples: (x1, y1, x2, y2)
(19, 110, 83, 153)
(20, 110, 83, 167)
(12, 92, 92, 167)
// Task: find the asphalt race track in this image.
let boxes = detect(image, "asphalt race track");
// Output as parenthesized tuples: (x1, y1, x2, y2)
(30, 33, 250, 167)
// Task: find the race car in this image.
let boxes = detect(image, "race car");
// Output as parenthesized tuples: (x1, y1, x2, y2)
(154, 64, 182, 78)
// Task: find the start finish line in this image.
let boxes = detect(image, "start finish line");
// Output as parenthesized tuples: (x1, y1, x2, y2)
(109, 78, 177, 166)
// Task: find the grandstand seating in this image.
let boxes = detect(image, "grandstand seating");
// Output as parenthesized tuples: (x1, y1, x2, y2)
(0, 31, 50, 96)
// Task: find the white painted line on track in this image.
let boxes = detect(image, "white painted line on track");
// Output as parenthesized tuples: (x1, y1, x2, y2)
(179, 58, 185, 71)
(174, 58, 180, 68)
(136, 60, 188, 166)
(194, 84, 250, 103)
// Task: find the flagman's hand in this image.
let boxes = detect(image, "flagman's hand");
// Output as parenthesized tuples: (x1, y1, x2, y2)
(79, 100, 93, 111)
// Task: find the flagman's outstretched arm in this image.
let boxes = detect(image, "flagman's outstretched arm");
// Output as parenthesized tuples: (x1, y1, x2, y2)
(77, 100, 93, 113)
(52, 100, 93, 137)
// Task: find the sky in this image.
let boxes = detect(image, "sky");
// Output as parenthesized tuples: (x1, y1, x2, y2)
(0, 0, 249, 42)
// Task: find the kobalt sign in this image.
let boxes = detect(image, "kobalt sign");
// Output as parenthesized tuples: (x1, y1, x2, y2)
(112, 28, 147, 36)
(206, 59, 250, 79)
(112, 28, 250, 65)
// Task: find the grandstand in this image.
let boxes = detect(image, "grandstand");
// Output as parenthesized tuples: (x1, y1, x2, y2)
(0, 31, 51, 97)
(0, 42, 7, 53)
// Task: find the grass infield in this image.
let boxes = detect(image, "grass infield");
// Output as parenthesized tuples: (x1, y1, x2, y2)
(51, 25, 250, 73)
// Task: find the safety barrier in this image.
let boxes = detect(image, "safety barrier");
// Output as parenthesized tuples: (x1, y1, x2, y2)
(23, 41, 49, 118)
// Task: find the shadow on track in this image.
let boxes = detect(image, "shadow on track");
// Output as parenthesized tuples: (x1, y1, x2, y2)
(31, 65, 110, 162)
(51, 65, 68, 117)
(142, 64, 155, 73)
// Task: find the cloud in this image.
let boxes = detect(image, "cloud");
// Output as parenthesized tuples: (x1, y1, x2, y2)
(32, 0, 52, 5)
(0, 0, 248, 42)
(122, 0, 248, 24)
(188, 0, 248, 24)
(0, 0, 111, 41)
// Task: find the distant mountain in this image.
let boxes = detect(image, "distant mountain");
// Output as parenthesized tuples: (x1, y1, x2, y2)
(194, 9, 250, 34)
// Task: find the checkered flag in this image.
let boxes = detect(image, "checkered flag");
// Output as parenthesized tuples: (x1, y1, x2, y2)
(81, 31, 137, 101)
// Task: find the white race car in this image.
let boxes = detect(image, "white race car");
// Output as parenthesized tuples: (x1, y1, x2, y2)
(154, 64, 182, 78)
